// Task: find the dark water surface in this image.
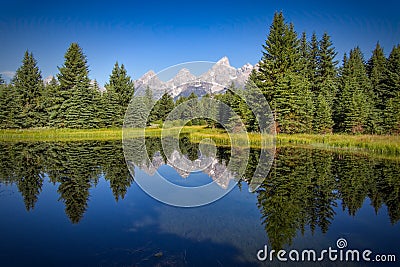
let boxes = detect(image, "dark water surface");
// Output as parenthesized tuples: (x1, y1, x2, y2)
(0, 138, 399, 266)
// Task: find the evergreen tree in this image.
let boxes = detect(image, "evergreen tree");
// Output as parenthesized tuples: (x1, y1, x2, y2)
(367, 43, 387, 132)
(308, 32, 319, 86)
(12, 51, 45, 128)
(41, 77, 60, 127)
(381, 45, 400, 133)
(313, 32, 338, 133)
(61, 83, 101, 128)
(318, 33, 338, 80)
(274, 73, 314, 133)
(314, 92, 334, 133)
(384, 92, 400, 133)
(0, 84, 18, 128)
(55, 43, 100, 128)
(143, 86, 156, 124)
(250, 12, 313, 133)
(335, 47, 374, 133)
(104, 62, 135, 127)
(55, 43, 91, 128)
(0, 73, 4, 85)
(383, 45, 400, 100)
(151, 92, 174, 123)
(57, 43, 90, 92)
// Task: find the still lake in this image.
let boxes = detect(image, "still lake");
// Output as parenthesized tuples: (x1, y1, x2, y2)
(0, 137, 399, 266)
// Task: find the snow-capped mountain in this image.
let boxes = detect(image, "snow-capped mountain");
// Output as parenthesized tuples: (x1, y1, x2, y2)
(134, 57, 254, 99)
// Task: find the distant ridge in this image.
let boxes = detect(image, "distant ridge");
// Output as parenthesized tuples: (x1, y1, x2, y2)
(134, 57, 254, 99)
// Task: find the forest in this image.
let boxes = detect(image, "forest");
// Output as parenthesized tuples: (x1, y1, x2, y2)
(0, 12, 399, 134)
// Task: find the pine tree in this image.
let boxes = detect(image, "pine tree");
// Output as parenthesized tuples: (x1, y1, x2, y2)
(0, 84, 19, 128)
(383, 45, 400, 100)
(104, 62, 135, 126)
(55, 43, 96, 128)
(12, 51, 45, 128)
(250, 12, 312, 133)
(151, 92, 174, 123)
(138, 86, 156, 125)
(57, 43, 90, 92)
(335, 47, 374, 133)
(60, 83, 98, 128)
(0, 74, 4, 85)
(382, 45, 400, 133)
(318, 33, 338, 80)
(42, 77, 63, 127)
(308, 32, 319, 86)
(274, 73, 314, 133)
(384, 91, 400, 133)
(366, 43, 387, 132)
(53, 43, 90, 128)
(314, 92, 334, 133)
(313, 32, 337, 133)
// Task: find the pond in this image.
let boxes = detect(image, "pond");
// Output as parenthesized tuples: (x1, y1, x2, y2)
(0, 137, 399, 266)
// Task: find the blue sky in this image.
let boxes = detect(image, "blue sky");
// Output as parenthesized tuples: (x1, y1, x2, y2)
(1, 0, 399, 85)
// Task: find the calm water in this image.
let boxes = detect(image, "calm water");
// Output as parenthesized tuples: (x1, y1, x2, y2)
(0, 138, 399, 266)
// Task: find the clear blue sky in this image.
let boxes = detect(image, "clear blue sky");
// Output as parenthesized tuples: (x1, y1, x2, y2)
(1, 0, 399, 86)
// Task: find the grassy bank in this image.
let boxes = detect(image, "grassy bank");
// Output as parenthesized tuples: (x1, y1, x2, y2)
(0, 128, 123, 142)
(188, 127, 400, 155)
(0, 127, 399, 156)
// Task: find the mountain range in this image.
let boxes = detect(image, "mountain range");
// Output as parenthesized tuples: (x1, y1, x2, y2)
(134, 56, 254, 99)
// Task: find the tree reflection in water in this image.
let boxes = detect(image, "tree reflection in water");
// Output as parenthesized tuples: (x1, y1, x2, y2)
(0, 139, 399, 250)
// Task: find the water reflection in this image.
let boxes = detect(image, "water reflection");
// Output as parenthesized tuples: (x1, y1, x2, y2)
(0, 141, 133, 223)
(0, 139, 399, 251)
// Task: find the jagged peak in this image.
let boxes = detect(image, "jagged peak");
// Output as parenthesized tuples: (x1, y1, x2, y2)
(142, 70, 156, 77)
(176, 68, 193, 76)
(216, 56, 230, 66)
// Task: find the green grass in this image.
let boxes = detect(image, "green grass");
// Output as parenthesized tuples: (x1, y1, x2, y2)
(0, 126, 399, 157)
(0, 128, 123, 142)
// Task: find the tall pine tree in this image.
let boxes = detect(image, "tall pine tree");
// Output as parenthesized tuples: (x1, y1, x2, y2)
(55, 43, 96, 128)
(250, 12, 313, 133)
(335, 47, 374, 133)
(104, 62, 135, 127)
(382, 45, 400, 133)
(12, 51, 45, 128)
(313, 32, 337, 133)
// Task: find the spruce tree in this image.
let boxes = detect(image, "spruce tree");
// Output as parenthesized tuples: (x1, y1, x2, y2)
(57, 43, 90, 92)
(384, 92, 400, 133)
(308, 32, 319, 86)
(313, 32, 337, 133)
(335, 47, 374, 133)
(318, 33, 338, 80)
(0, 74, 4, 85)
(383, 45, 400, 100)
(367, 43, 387, 132)
(104, 62, 135, 126)
(314, 92, 334, 133)
(12, 51, 44, 128)
(250, 11, 313, 133)
(382, 45, 400, 133)
(0, 84, 20, 128)
(151, 92, 174, 123)
(55, 43, 93, 128)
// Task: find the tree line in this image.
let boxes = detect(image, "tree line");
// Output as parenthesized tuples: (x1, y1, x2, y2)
(246, 12, 400, 134)
(0, 12, 399, 133)
(0, 43, 135, 129)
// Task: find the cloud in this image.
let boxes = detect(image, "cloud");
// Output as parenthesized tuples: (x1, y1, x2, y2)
(0, 71, 15, 79)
